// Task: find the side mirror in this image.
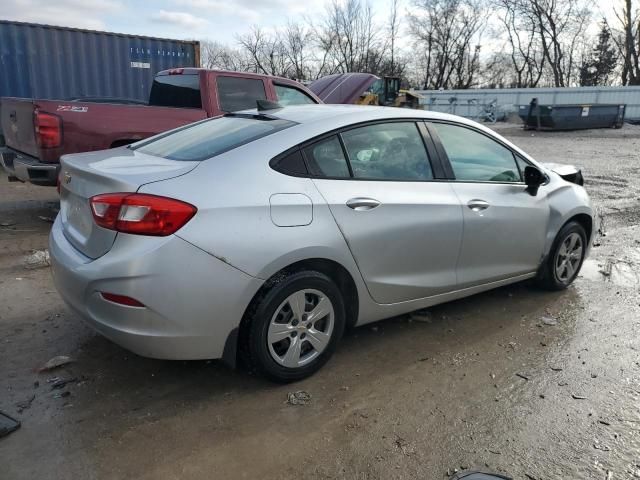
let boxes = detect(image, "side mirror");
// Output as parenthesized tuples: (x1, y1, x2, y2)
(524, 165, 545, 195)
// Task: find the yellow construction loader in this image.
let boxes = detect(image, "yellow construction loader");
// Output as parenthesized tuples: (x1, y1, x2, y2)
(355, 76, 422, 108)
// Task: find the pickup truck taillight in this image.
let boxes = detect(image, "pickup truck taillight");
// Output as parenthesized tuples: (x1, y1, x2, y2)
(34, 111, 62, 148)
(89, 193, 197, 236)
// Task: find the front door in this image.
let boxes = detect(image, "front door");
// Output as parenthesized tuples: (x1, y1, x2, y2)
(305, 122, 463, 304)
(428, 122, 549, 288)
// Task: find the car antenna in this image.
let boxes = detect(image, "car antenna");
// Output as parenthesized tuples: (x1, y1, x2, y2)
(256, 99, 282, 111)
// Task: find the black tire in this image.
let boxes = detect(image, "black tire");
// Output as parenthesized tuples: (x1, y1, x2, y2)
(537, 221, 587, 290)
(241, 270, 345, 383)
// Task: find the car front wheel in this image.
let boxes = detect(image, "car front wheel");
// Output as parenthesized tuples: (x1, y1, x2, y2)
(537, 221, 587, 290)
(242, 270, 345, 382)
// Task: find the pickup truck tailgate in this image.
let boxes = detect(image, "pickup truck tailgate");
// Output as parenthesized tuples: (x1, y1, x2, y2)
(1, 98, 38, 157)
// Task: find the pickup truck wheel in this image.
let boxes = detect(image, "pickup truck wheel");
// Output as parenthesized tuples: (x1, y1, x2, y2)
(242, 271, 345, 383)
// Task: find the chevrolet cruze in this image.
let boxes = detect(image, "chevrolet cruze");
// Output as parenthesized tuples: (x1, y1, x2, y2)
(50, 105, 593, 382)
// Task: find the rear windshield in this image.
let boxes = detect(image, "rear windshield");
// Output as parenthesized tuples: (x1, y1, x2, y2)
(148, 74, 202, 109)
(134, 115, 295, 161)
(217, 76, 267, 112)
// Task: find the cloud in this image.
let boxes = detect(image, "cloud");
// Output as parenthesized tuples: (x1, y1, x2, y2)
(171, 0, 328, 23)
(150, 9, 209, 29)
(172, 0, 262, 23)
(2, 0, 122, 30)
(235, 0, 327, 16)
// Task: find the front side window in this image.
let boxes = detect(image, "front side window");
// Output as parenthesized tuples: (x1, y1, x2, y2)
(303, 136, 350, 178)
(431, 123, 521, 182)
(216, 76, 267, 112)
(135, 116, 294, 161)
(341, 122, 433, 180)
(275, 85, 317, 106)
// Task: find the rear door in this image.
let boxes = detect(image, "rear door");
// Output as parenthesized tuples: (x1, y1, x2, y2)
(309, 121, 463, 304)
(427, 121, 549, 288)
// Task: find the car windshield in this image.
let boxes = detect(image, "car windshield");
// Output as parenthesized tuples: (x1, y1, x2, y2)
(133, 115, 296, 161)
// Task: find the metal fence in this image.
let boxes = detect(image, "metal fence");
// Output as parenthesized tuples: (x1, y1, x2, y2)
(415, 86, 640, 121)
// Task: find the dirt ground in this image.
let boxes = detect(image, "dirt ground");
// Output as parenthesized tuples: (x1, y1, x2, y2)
(1, 124, 639, 480)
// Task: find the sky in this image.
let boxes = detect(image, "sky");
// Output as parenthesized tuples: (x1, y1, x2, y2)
(1, 0, 391, 43)
(1, 0, 616, 57)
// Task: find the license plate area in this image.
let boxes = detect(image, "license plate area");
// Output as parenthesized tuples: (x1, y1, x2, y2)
(61, 191, 93, 240)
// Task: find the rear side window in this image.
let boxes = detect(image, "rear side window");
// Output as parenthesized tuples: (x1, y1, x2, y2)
(148, 74, 202, 109)
(341, 122, 433, 180)
(303, 136, 350, 178)
(272, 149, 308, 175)
(135, 116, 295, 161)
(275, 85, 317, 106)
(217, 76, 267, 112)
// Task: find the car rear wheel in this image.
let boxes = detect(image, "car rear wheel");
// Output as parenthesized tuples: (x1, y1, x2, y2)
(242, 271, 345, 383)
(537, 221, 587, 290)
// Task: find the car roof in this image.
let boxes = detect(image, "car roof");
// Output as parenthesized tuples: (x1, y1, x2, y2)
(236, 104, 540, 168)
(244, 104, 480, 130)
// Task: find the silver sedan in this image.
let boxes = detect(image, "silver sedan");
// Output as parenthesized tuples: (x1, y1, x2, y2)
(50, 105, 593, 382)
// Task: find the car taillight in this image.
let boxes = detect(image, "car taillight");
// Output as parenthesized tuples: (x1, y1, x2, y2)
(34, 110, 62, 148)
(89, 193, 196, 236)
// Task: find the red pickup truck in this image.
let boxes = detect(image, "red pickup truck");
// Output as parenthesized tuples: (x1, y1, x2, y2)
(0, 68, 320, 185)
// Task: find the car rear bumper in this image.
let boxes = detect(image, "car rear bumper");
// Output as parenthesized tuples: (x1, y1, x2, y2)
(49, 216, 263, 360)
(0, 147, 58, 186)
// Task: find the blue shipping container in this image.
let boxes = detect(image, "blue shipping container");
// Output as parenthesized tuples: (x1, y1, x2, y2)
(0, 20, 200, 102)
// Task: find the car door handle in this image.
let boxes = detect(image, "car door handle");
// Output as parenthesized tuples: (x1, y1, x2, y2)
(467, 199, 490, 212)
(346, 197, 381, 211)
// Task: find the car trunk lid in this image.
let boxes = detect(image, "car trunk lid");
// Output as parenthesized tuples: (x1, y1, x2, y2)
(59, 147, 198, 259)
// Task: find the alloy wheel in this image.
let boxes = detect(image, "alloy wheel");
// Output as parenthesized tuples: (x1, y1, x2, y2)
(267, 289, 335, 368)
(554, 232, 583, 283)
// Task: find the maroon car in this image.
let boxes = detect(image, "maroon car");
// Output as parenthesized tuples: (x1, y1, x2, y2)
(0, 68, 320, 185)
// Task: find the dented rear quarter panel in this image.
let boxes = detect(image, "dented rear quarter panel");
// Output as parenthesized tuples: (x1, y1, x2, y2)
(138, 136, 374, 316)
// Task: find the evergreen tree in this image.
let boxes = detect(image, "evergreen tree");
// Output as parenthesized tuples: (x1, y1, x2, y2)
(580, 22, 619, 86)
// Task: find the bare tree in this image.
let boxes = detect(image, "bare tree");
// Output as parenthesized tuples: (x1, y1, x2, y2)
(607, 0, 640, 85)
(236, 26, 293, 76)
(409, 0, 487, 89)
(239, 23, 316, 79)
(283, 22, 314, 80)
(388, 0, 401, 76)
(202, 0, 604, 90)
(312, 0, 388, 75)
(493, 0, 545, 87)
(200, 40, 252, 72)
(495, 0, 591, 87)
(481, 52, 516, 87)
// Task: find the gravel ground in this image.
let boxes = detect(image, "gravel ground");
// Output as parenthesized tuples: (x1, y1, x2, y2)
(1, 123, 639, 479)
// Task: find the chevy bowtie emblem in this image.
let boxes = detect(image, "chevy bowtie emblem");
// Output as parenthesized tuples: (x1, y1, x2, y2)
(63, 172, 72, 184)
